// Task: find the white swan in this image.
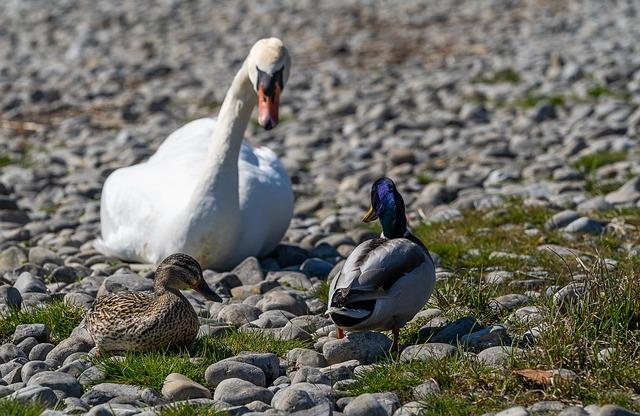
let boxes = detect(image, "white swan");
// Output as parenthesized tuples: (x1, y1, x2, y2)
(96, 38, 293, 270)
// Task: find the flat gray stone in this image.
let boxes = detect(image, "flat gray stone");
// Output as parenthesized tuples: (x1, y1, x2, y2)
(323, 332, 392, 365)
(161, 372, 211, 400)
(26, 370, 82, 398)
(13, 323, 49, 343)
(564, 217, 604, 235)
(477, 346, 524, 368)
(10, 385, 58, 407)
(400, 343, 457, 362)
(344, 392, 399, 416)
(213, 378, 273, 406)
(205, 360, 266, 388)
(271, 382, 332, 413)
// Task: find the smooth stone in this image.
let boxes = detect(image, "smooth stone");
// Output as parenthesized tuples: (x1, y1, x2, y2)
(81, 382, 164, 406)
(0, 285, 22, 309)
(0, 246, 27, 274)
(496, 407, 530, 416)
(280, 315, 332, 341)
(20, 360, 50, 383)
(488, 294, 529, 312)
(545, 210, 580, 229)
(12, 323, 49, 343)
(78, 365, 106, 386)
(430, 316, 484, 344)
(218, 303, 262, 325)
(553, 282, 586, 310)
(564, 217, 604, 235)
(299, 258, 333, 278)
(213, 378, 273, 406)
(412, 380, 440, 399)
(604, 177, 640, 205)
(46, 330, 94, 363)
(15, 334, 37, 353)
(291, 366, 330, 385)
(232, 257, 264, 286)
(10, 385, 58, 407)
(28, 247, 63, 266)
(558, 406, 589, 416)
(529, 400, 565, 413)
(205, 360, 266, 388)
(257, 291, 308, 316)
(287, 348, 328, 369)
(0, 344, 26, 363)
(161, 372, 211, 400)
(63, 292, 95, 310)
(229, 353, 280, 384)
(400, 343, 457, 362)
(477, 346, 524, 368)
(598, 405, 639, 416)
(344, 392, 400, 416)
(323, 332, 392, 365)
(26, 370, 82, 398)
(29, 343, 55, 361)
(484, 271, 513, 284)
(251, 309, 297, 328)
(49, 266, 79, 283)
(13, 272, 46, 294)
(460, 325, 508, 351)
(271, 382, 332, 412)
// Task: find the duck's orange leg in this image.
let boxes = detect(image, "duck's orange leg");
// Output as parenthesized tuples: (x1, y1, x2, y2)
(337, 327, 345, 339)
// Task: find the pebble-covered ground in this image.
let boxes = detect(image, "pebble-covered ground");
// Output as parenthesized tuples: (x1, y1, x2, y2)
(1, 0, 640, 415)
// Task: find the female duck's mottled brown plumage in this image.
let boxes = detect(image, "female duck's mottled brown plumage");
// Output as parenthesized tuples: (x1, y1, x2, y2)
(85, 253, 221, 352)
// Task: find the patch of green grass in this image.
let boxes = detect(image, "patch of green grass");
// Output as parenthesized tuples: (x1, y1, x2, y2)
(156, 403, 227, 416)
(96, 329, 311, 390)
(515, 93, 565, 108)
(0, 155, 13, 168)
(414, 201, 560, 273)
(415, 174, 432, 185)
(0, 299, 84, 343)
(473, 68, 521, 84)
(309, 280, 330, 307)
(586, 85, 632, 101)
(574, 151, 628, 174)
(0, 399, 46, 416)
(584, 178, 623, 196)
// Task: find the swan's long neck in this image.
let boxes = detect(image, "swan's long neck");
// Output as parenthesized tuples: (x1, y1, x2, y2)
(200, 60, 255, 195)
(179, 60, 255, 266)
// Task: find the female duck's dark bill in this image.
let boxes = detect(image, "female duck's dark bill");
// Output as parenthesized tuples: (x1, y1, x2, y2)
(194, 280, 222, 302)
(362, 206, 378, 223)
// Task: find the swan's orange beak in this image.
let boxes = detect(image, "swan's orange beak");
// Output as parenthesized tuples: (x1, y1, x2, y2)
(258, 83, 280, 130)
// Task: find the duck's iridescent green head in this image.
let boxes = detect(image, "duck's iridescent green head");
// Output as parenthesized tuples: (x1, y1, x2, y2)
(362, 177, 407, 238)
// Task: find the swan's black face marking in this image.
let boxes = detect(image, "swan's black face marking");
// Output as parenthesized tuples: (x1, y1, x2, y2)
(256, 66, 284, 97)
(256, 66, 284, 130)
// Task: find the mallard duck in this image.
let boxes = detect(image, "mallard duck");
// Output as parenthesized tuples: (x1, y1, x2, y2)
(96, 38, 293, 271)
(85, 253, 221, 352)
(327, 177, 436, 353)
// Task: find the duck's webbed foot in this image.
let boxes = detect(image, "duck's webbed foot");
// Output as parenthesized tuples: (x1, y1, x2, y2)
(337, 327, 345, 339)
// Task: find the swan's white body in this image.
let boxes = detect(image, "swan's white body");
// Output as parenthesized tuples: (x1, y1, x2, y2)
(96, 38, 293, 270)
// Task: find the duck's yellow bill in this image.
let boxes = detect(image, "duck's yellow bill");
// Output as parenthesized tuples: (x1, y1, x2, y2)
(362, 206, 378, 223)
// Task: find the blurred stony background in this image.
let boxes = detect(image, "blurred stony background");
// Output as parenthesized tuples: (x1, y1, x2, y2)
(1, 1, 640, 415)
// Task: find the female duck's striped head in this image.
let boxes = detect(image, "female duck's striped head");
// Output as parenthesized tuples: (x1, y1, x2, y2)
(362, 177, 407, 238)
(155, 253, 222, 302)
